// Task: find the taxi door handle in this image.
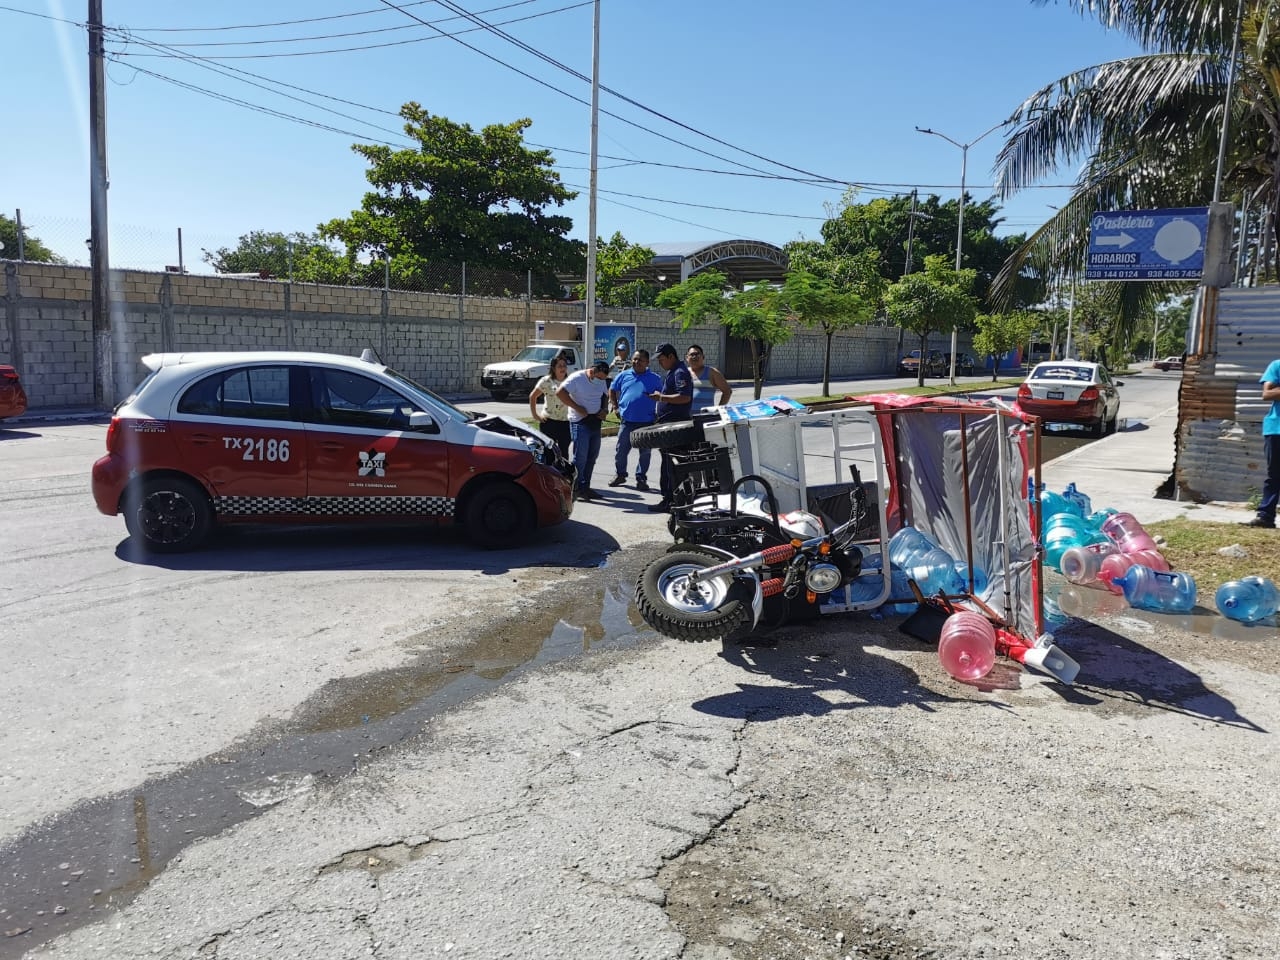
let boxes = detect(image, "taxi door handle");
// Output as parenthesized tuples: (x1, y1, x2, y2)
(189, 433, 215, 445)
(319, 440, 345, 451)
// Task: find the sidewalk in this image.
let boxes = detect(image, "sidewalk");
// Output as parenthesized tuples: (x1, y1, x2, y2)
(1039, 401, 1250, 525)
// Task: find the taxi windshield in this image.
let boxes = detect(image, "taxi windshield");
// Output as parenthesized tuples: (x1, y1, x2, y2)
(382, 366, 475, 420)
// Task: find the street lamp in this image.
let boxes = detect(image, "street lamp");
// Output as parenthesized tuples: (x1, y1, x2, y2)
(916, 121, 1004, 383)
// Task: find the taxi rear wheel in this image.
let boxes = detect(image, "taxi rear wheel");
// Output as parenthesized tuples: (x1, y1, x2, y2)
(464, 481, 535, 549)
(124, 476, 214, 553)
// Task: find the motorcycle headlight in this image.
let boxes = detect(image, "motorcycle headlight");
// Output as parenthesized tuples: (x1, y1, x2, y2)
(804, 562, 843, 594)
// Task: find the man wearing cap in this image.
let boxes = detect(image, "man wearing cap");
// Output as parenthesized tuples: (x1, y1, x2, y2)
(647, 342, 694, 512)
(557, 360, 612, 500)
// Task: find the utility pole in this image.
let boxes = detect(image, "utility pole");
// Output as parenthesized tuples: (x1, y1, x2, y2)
(583, 0, 600, 363)
(903, 189, 919, 277)
(89, 0, 113, 408)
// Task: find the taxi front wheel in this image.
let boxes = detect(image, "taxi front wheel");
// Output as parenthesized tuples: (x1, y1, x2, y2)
(124, 476, 214, 553)
(464, 481, 535, 549)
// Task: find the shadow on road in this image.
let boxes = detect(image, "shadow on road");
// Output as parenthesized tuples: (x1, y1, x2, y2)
(113, 519, 620, 575)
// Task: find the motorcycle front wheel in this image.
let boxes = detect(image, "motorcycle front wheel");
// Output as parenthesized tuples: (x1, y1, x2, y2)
(635, 547, 753, 643)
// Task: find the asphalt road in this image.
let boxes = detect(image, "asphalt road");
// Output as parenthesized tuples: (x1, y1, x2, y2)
(4, 366, 1249, 960)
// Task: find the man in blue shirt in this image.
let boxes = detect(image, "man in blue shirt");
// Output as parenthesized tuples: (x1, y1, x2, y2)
(647, 342, 694, 512)
(607, 349, 663, 490)
(1246, 358, 1280, 527)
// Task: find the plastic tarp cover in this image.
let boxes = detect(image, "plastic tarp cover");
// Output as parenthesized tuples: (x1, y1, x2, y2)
(890, 408, 1038, 639)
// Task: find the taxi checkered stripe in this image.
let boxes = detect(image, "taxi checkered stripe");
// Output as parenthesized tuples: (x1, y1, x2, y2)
(214, 496, 455, 518)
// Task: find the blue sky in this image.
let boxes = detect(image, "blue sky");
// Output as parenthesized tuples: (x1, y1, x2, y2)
(1, 0, 1143, 272)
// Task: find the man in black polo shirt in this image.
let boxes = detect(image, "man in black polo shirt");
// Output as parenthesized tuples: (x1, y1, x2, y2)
(647, 342, 693, 512)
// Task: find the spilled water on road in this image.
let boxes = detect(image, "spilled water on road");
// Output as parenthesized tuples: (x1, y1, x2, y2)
(0, 569, 645, 956)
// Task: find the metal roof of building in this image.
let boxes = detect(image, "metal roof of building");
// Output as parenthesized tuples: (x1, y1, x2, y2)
(562, 238, 789, 291)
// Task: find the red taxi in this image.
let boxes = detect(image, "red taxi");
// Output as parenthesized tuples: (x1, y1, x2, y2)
(91, 352, 575, 552)
(0, 364, 27, 420)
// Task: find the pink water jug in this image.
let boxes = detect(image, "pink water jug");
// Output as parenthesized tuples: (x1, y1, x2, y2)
(1124, 548, 1170, 572)
(1101, 512, 1159, 555)
(1097, 552, 1135, 594)
(937, 611, 997, 681)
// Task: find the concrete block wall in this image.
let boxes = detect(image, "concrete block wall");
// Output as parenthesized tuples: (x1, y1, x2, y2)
(3, 260, 924, 411)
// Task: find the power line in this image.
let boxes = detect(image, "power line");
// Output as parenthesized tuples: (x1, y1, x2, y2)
(111, 2, 591, 59)
(117, 0, 477, 33)
(330, 0, 805, 182)
(564, 184, 827, 220)
(391, 0, 849, 186)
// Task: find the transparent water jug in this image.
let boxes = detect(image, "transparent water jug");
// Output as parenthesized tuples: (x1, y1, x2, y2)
(1101, 512, 1159, 555)
(1043, 513, 1091, 570)
(1215, 576, 1280, 623)
(1060, 482, 1092, 517)
(1059, 541, 1117, 585)
(888, 526, 935, 568)
(1116, 565, 1197, 614)
(937, 611, 997, 681)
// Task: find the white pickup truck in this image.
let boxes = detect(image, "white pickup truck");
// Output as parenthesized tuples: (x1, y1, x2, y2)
(480, 341, 583, 401)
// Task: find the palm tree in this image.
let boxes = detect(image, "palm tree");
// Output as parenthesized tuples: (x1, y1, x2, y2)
(990, 1, 1280, 337)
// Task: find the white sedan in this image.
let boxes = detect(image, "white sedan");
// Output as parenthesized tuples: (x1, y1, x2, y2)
(1014, 360, 1123, 437)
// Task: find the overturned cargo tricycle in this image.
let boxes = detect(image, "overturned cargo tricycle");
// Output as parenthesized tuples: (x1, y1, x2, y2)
(628, 395, 1077, 685)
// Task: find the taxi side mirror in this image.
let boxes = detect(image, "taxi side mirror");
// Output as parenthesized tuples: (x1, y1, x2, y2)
(408, 411, 439, 433)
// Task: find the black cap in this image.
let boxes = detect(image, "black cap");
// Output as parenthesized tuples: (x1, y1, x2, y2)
(654, 342, 677, 357)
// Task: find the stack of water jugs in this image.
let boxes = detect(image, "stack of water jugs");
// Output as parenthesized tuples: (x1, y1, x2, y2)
(1040, 482, 1197, 614)
(865, 525, 989, 617)
(1041, 483, 1279, 622)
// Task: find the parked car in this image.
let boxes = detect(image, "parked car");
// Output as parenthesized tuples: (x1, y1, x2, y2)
(1014, 360, 1123, 437)
(955, 353, 977, 376)
(90, 351, 576, 552)
(1153, 355, 1185, 371)
(0, 364, 27, 420)
(898, 349, 947, 378)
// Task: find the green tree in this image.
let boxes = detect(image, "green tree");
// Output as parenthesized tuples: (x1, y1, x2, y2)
(883, 256, 979, 386)
(320, 103, 583, 296)
(202, 230, 341, 279)
(657, 272, 793, 398)
(780, 269, 872, 397)
(574, 232, 655, 306)
(993, 1, 1280, 335)
(973, 310, 1039, 382)
(0, 214, 63, 263)
(813, 192, 1033, 306)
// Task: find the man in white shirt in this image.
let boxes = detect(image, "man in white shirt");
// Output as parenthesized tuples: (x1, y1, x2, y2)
(556, 360, 611, 500)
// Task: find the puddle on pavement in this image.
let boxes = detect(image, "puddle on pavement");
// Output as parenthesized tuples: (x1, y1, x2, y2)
(1048, 577, 1278, 641)
(0, 578, 645, 956)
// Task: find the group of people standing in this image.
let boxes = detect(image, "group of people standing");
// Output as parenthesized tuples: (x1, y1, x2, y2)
(528, 341, 731, 508)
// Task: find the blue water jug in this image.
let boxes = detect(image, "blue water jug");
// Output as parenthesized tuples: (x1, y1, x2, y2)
(1084, 508, 1118, 532)
(880, 566, 919, 616)
(846, 549, 889, 605)
(1039, 491, 1077, 525)
(1060, 482, 1092, 517)
(1116, 565, 1197, 614)
(951, 561, 989, 596)
(1215, 576, 1280, 623)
